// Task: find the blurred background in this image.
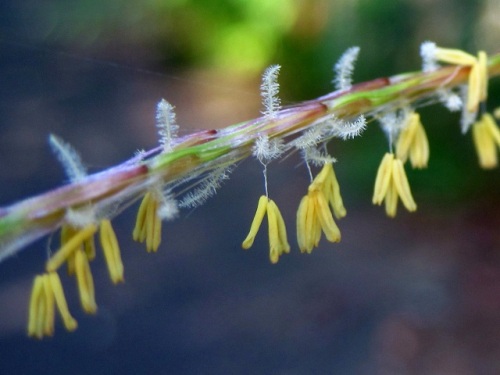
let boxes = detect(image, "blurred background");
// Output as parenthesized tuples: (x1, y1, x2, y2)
(1, 0, 500, 374)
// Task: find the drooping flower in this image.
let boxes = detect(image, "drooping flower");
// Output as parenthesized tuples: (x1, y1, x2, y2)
(242, 195, 290, 264)
(296, 162, 344, 253)
(372, 153, 417, 217)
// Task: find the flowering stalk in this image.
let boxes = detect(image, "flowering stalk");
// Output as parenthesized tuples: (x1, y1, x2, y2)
(1, 53, 500, 263)
(4, 43, 500, 338)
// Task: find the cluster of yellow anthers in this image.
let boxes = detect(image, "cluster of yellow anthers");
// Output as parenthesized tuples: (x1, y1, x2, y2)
(28, 220, 123, 338)
(395, 113, 429, 169)
(433, 47, 500, 168)
(371, 111, 428, 217)
(242, 162, 346, 262)
(242, 196, 290, 264)
(372, 153, 417, 218)
(133, 191, 163, 253)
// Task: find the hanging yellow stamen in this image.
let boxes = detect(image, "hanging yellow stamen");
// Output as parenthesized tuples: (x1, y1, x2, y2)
(242, 195, 268, 249)
(478, 51, 488, 102)
(296, 163, 344, 253)
(396, 113, 429, 168)
(27, 272, 77, 338)
(46, 225, 97, 272)
(49, 272, 78, 332)
(100, 219, 124, 284)
(472, 113, 500, 169)
(42, 275, 55, 336)
(74, 249, 97, 314)
(372, 153, 417, 217)
(60, 225, 96, 275)
(133, 192, 162, 252)
(315, 163, 346, 219)
(242, 196, 290, 263)
(27, 275, 45, 338)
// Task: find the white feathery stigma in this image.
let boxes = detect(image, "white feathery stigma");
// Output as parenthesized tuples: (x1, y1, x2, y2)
(178, 167, 233, 209)
(302, 147, 337, 167)
(333, 46, 360, 90)
(156, 99, 179, 152)
(253, 136, 284, 164)
(260, 64, 282, 119)
(420, 41, 439, 72)
(333, 115, 367, 140)
(157, 193, 179, 221)
(49, 134, 87, 182)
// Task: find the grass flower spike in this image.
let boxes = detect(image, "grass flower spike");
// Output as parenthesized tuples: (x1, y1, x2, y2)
(395, 112, 429, 168)
(242, 196, 290, 264)
(372, 153, 417, 217)
(0, 43, 499, 339)
(472, 113, 500, 169)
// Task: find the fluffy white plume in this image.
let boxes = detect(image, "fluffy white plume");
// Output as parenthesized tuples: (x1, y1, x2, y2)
(260, 64, 281, 119)
(156, 99, 179, 152)
(420, 41, 439, 72)
(253, 136, 284, 164)
(333, 115, 367, 140)
(49, 134, 87, 182)
(178, 167, 233, 209)
(333, 46, 360, 90)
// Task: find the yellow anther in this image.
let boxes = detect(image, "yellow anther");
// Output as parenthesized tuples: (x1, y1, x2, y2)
(133, 192, 151, 243)
(312, 189, 341, 243)
(242, 195, 268, 249)
(75, 249, 97, 314)
(396, 113, 429, 169)
(314, 163, 346, 219)
(472, 113, 500, 169)
(27, 275, 45, 338)
(46, 225, 97, 272)
(42, 275, 55, 336)
(267, 200, 290, 264)
(133, 192, 162, 252)
(48, 272, 78, 332)
(60, 225, 96, 275)
(100, 219, 124, 284)
(478, 51, 488, 102)
(392, 158, 417, 212)
(372, 153, 394, 205)
(372, 153, 417, 217)
(296, 195, 309, 252)
(433, 47, 477, 66)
